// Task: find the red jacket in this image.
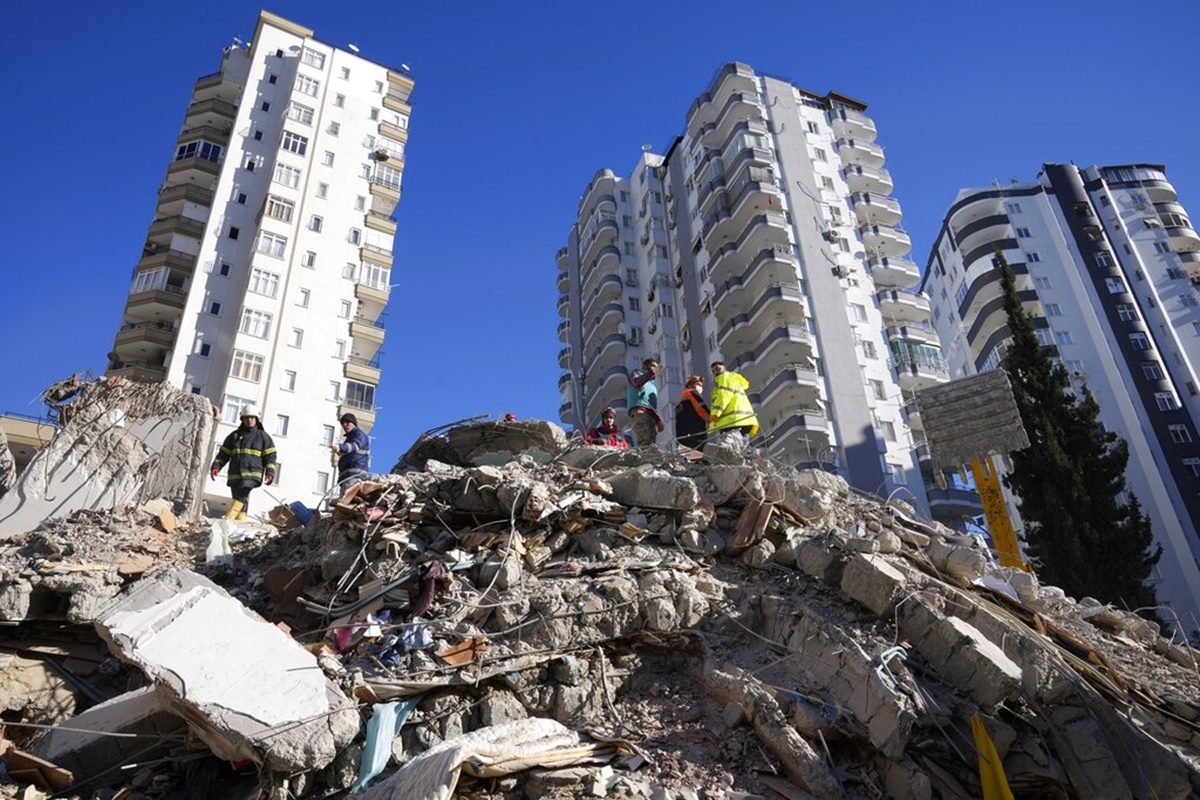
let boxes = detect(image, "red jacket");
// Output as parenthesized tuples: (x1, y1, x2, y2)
(585, 425, 631, 448)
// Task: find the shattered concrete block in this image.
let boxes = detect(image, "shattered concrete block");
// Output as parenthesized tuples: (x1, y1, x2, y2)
(1007, 569, 1039, 604)
(447, 420, 568, 466)
(926, 538, 986, 583)
(876, 530, 902, 554)
(0, 378, 216, 539)
(1047, 705, 1131, 799)
(881, 759, 933, 800)
(0, 424, 15, 497)
(0, 579, 31, 621)
(796, 537, 846, 585)
(479, 688, 527, 727)
(453, 466, 507, 515)
(608, 467, 699, 511)
(741, 539, 775, 568)
(901, 603, 1021, 710)
(479, 552, 522, 591)
(30, 686, 186, 783)
(894, 528, 930, 549)
(94, 570, 359, 772)
(841, 554, 907, 617)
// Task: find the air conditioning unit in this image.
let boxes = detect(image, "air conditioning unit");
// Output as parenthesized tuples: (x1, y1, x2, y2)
(374, 149, 390, 161)
(832, 265, 850, 278)
(824, 229, 841, 243)
(640, 234, 650, 245)
(628, 333, 641, 346)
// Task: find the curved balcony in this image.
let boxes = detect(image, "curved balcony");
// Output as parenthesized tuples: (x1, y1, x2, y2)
(558, 401, 573, 423)
(558, 372, 573, 393)
(126, 283, 187, 317)
(184, 97, 237, 127)
(844, 164, 893, 195)
(836, 138, 884, 169)
(582, 244, 621, 298)
(713, 245, 800, 319)
(108, 360, 167, 383)
(902, 397, 923, 433)
(558, 346, 571, 370)
(557, 320, 571, 343)
(886, 323, 939, 347)
(860, 224, 912, 257)
(582, 273, 624, 322)
(878, 289, 931, 324)
(707, 212, 791, 286)
(926, 484, 983, 526)
(717, 287, 807, 352)
(831, 108, 877, 142)
(557, 269, 569, 292)
(894, 358, 949, 392)
(851, 193, 902, 227)
(593, 301, 625, 336)
(703, 92, 764, 148)
(580, 218, 619, 268)
(578, 169, 617, 219)
(766, 410, 831, 467)
(953, 214, 1011, 255)
(556, 246, 570, 269)
(867, 256, 920, 289)
(686, 63, 758, 132)
(114, 321, 177, 359)
(1165, 224, 1200, 253)
(557, 293, 570, 318)
(586, 332, 627, 377)
(157, 183, 214, 216)
(730, 325, 814, 382)
(593, 365, 631, 410)
(752, 365, 822, 419)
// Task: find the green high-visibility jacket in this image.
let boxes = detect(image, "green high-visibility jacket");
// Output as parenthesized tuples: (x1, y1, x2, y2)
(708, 371, 760, 436)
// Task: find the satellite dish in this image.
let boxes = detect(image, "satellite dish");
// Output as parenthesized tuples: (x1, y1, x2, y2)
(348, 44, 360, 53)
(400, 63, 411, 71)
(641, 143, 652, 152)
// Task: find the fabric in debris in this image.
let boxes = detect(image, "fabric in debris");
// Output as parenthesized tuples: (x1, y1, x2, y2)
(350, 697, 421, 793)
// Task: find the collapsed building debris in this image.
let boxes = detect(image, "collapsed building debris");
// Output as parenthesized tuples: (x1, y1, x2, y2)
(0, 417, 1197, 798)
(0, 377, 216, 540)
(0, 425, 16, 499)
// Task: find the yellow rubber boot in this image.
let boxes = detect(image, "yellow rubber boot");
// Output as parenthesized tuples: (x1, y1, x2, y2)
(224, 500, 244, 520)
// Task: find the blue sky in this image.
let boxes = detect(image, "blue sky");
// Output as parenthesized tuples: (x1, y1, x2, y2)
(2, 1, 1198, 468)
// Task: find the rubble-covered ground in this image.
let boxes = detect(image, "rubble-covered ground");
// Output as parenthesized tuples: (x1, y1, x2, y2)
(1, 418, 1199, 799)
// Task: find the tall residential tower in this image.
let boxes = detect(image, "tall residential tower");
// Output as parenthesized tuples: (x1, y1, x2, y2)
(921, 163, 1200, 623)
(558, 64, 977, 526)
(106, 11, 412, 507)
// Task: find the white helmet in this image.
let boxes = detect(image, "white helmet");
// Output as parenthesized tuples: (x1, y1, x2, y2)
(239, 404, 260, 420)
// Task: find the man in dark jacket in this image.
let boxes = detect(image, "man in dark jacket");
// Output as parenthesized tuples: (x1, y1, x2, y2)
(330, 412, 371, 491)
(674, 374, 709, 451)
(210, 405, 277, 520)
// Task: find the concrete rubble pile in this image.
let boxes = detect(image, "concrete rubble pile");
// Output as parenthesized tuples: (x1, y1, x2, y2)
(0, 416, 1198, 799)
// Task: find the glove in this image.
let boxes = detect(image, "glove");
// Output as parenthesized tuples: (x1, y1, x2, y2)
(264, 473, 274, 485)
(210, 467, 218, 481)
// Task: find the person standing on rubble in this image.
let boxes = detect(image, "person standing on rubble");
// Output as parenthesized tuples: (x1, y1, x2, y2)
(674, 374, 709, 451)
(626, 358, 663, 447)
(585, 407, 632, 448)
(210, 405, 277, 520)
(330, 412, 371, 491)
(707, 362, 759, 448)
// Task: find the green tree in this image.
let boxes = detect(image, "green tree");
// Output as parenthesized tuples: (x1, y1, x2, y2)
(996, 252, 1161, 615)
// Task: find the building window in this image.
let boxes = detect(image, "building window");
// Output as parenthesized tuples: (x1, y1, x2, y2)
(175, 140, 223, 163)
(300, 47, 326, 69)
(343, 263, 358, 280)
(814, 148, 827, 162)
(268, 74, 277, 85)
(1169, 424, 1192, 444)
(1117, 303, 1137, 322)
(230, 350, 264, 383)
(208, 301, 221, 316)
(1104, 277, 1125, 294)
(198, 342, 211, 358)
(1006, 202, 1022, 214)
(359, 262, 389, 290)
(1143, 361, 1165, 380)
(345, 380, 375, 410)
(274, 163, 302, 188)
(375, 80, 385, 94)
(1185, 458, 1200, 478)
(370, 107, 379, 120)
(290, 328, 304, 348)
(322, 425, 335, 445)
(374, 164, 402, 190)
(334, 339, 346, 359)
(257, 231, 288, 258)
(249, 268, 280, 298)
(1015, 227, 1032, 238)
(1154, 241, 1173, 254)
(870, 379, 886, 400)
(322, 151, 335, 166)
(286, 102, 314, 125)
(340, 66, 350, 80)
(327, 121, 340, 136)
(316, 182, 328, 199)
(660, 303, 674, 318)
(349, 228, 362, 245)
(294, 73, 321, 96)
(1045, 303, 1063, 317)
(806, 121, 820, 134)
(1129, 332, 1151, 351)
(228, 226, 239, 240)
(316, 472, 330, 494)
(1025, 251, 1041, 263)
(1167, 267, 1189, 280)
(219, 263, 231, 277)
(260, 101, 270, 112)
(336, 94, 346, 108)
(222, 395, 255, 425)
(339, 300, 352, 319)
(852, 303, 867, 322)
(328, 381, 340, 401)
(821, 176, 835, 191)
(881, 421, 896, 442)
(1035, 329, 1054, 346)
(355, 196, 366, 211)
(628, 296, 640, 311)
(239, 308, 273, 339)
(252, 130, 263, 142)
(1054, 330, 1074, 345)
(275, 415, 290, 437)
(297, 289, 310, 308)
(283, 370, 297, 391)
(309, 215, 323, 232)
(862, 340, 877, 359)
(236, 193, 247, 205)
(1095, 252, 1113, 267)
(265, 195, 294, 223)
(302, 251, 317, 268)
(1034, 276, 1052, 289)
(1155, 392, 1179, 411)
(1182, 295, 1200, 309)
(281, 131, 309, 155)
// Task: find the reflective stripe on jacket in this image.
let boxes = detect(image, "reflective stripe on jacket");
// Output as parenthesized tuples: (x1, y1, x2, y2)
(211, 424, 277, 486)
(708, 371, 760, 436)
(674, 388, 709, 440)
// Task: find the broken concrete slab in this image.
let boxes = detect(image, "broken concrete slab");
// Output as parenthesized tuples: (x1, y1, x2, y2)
(446, 420, 568, 467)
(93, 570, 359, 772)
(608, 467, 699, 511)
(29, 686, 186, 784)
(0, 378, 217, 540)
(841, 553, 907, 617)
(0, 424, 16, 498)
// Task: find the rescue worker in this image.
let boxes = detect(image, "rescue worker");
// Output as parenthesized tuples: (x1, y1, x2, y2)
(585, 408, 632, 448)
(626, 358, 663, 447)
(674, 374, 709, 451)
(707, 362, 760, 447)
(330, 412, 371, 490)
(210, 405, 277, 519)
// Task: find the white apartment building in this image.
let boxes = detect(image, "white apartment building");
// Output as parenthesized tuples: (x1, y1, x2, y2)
(558, 63, 977, 525)
(921, 163, 1200, 624)
(106, 11, 412, 508)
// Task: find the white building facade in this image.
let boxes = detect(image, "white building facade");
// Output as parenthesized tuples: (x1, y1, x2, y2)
(106, 11, 412, 508)
(558, 64, 975, 524)
(921, 163, 1200, 624)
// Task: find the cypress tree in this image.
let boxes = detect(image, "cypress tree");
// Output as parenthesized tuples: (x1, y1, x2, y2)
(996, 252, 1161, 616)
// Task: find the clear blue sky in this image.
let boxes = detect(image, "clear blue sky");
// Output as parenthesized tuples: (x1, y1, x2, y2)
(2, 1, 1198, 468)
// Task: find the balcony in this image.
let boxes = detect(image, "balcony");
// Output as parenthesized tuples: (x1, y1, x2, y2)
(860, 224, 912, 257)
(583, 273, 623, 322)
(157, 183, 214, 215)
(556, 247, 570, 269)
(836, 138, 885, 169)
(108, 360, 167, 383)
(184, 97, 237, 126)
(706, 213, 792, 286)
(704, 92, 763, 148)
(851, 193, 902, 227)
(886, 323, 940, 347)
(877, 289, 931, 324)
(378, 119, 408, 143)
(843, 165, 893, 195)
(136, 248, 198, 275)
(126, 283, 187, 317)
(586, 333, 627, 377)
(831, 108, 877, 142)
(903, 398, 923, 433)
(717, 287, 807, 352)
(700, 172, 782, 245)
(355, 281, 390, 312)
(557, 372, 572, 393)
(338, 401, 375, 432)
(578, 169, 617, 220)
(925, 484, 983, 524)
(581, 244, 621, 298)
(366, 211, 397, 236)
(953, 214, 1011, 255)
(175, 124, 231, 149)
(557, 293, 570, 318)
(768, 410, 831, 466)
(557, 269, 569, 292)
(147, 215, 206, 244)
(557, 320, 571, 343)
(594, 301, 625, 335)
(894, 358, 949, 392)
(866, 256, 921, 289)
(686, 63, 757, 133)
(753, 365, 822, 419)
(350, 315, 385, 355)
(345, 356, 382, 385)
(1164, 223, 1200, 253)
(714, 245, 800, 319)
(166, 154, 221, 184)
(114, 319, 176, 353)
(369, 178, 401, 216)
(581, 218, 619, 266)
(558, 346, 571, 370)
(558, 401, 573, 423)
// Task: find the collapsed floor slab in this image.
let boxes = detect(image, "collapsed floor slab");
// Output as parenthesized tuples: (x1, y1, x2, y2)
(0, 378, 217, 540)
(93, 570, 360, 772)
